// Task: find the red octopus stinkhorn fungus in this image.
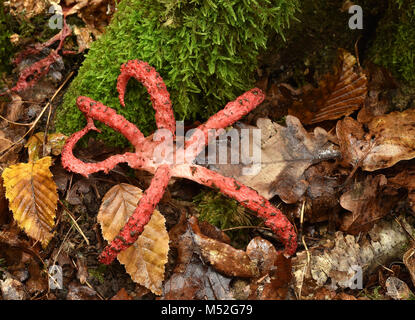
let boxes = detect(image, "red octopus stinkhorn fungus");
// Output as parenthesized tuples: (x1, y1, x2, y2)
(61, 60, 297, 264)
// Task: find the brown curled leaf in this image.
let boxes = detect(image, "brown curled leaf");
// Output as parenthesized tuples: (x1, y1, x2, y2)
(337, 109, 415, 171)
(188, 216, 259, 278)
(339, 174, 401, 235)
(288, 49, 367, 124)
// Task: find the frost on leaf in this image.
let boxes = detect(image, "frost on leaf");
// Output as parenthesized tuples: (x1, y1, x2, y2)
(97, 183, 169, 295)
(287, 49, 367, 124)
(2, 156, 58, 247)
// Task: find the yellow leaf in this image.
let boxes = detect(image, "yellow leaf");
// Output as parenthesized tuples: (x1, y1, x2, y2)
(25, 132, 68, 162)
(2, 157, 58, 247)
(98, 184, 169, 295)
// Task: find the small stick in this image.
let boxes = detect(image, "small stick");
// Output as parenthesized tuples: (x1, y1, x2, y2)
(58, 199, 90, 245)
(0, 71, 74, 159)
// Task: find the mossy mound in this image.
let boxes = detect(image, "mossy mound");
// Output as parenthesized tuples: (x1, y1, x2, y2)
(193, 190, 259, 248)
(368, 0, 415, 83)
(259, 0, 385, 86)
(55, 0, 299, 146)
(0, 0, 15, 74)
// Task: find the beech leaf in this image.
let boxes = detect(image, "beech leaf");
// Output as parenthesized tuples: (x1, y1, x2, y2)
(287, 49, 367, 124)
(97, 183, 169, 295)
(2, 156, 58, 247)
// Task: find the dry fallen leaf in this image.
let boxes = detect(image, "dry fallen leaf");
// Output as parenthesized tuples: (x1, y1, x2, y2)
(25, 260, 48, 295)
(0, 275, 28, 300)
(210, 117, 340, 203)
(246, 237, 292, 300)
(111, 288, 133, 300)
(357, 62, 397, 124)
(25, 132, 67, 162)
(162, 216, 233, 300)
(97, 183, 169, 296)
(385, 277, 413, 300)
(65, 0, 117, 37)
(73, 26, 94, 53)
(292, 218, 415, 296)
(337, 109, 415, 171)
(388, 165, 415, 212)
(403, 247, 415, 288)
(2, 156, 58, 247)
(66, 282, 98, 300)
(287, 49, 367, 124)
(188, 216, 259, 278)
(162, 253, 233, 300)
(365, 109, 415, 170)
(1, 93, 24, 127)
(0, 131, 23, 169)
(163, 215, 292, 300)
(339, 174, 401, 234)
(6, 0, 51, 19)
(302, 162, 342, 223)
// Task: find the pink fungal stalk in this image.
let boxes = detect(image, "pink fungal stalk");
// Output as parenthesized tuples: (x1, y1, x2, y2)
(61, 60, 298, 264)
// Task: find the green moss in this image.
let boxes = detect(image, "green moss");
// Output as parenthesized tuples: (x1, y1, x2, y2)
(368, 0, 415, 83)
(0, 1, 15, 74)
(260, 0, 374, 85)
(89, 264, 107, 284)
(193, 190, 259, 248)
(55, 0, 299, 146)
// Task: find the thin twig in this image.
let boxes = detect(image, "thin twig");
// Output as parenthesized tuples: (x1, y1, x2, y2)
(299, 200, 305, 239)
(0, 71, 74, 160)
(222, 225, 271, 232)
(298, 235, 311, 300)
(58, 199, 90, 245)
(0, 114, 33, 126)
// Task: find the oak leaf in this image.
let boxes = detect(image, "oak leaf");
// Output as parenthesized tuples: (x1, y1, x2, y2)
(287, 49, 367, 124)
(2, 156, 58, 247)
(210, 117, 340, 203)
(97, 183, 169, 295)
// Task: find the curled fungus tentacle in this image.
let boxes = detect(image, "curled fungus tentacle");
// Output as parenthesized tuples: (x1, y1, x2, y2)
(61, 60, 298, 264)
